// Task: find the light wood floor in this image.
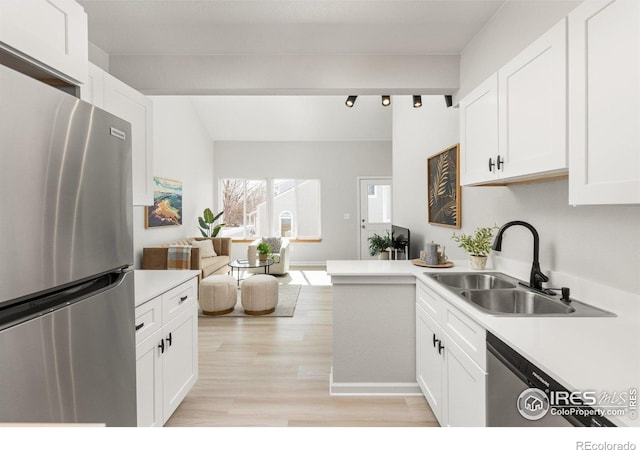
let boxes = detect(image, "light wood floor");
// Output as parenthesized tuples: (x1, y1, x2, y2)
(166, 275, 437, 427)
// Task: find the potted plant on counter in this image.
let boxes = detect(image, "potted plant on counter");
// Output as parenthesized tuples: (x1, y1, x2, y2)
(368, 231, 392, 260)
(451, 225, 498, 270)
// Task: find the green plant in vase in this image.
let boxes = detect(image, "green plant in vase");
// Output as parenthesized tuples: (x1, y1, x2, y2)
(198, 208, 224, 237)
(368, 231, 392, 259)
(256, 242, 272, 261)
(451, 225, 498, 269)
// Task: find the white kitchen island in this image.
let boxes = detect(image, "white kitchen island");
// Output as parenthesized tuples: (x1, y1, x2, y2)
(327, 260, 640, 427)
(330, 266, 418, 396)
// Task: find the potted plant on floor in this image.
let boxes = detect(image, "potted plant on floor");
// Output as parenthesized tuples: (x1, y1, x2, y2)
(257, 242, 272, 262)
(451, 225, 498, 270)
(198, 208, 224, 237)
(368, 231, 392, 260)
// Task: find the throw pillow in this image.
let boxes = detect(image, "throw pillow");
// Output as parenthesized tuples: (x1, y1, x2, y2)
(262, 237, 282, 254)
(190, 239, 217, 258)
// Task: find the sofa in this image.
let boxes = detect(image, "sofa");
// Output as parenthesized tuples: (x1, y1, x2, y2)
(247, 237, 290, 275)
(142, 237, 232, 280)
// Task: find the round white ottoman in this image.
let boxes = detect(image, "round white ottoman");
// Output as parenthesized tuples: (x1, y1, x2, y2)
(241, 274, 279, 315)
(199, 275, 237, 316)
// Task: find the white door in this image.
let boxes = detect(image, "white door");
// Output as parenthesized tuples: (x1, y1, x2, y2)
(359, 177, 392, 259)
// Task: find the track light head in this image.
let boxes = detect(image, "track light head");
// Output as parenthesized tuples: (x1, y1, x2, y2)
(345, 95, 357, 107)
(444, 95, 453, 108)
(413, 95, 422, 108)
(381, 95, 391, 107)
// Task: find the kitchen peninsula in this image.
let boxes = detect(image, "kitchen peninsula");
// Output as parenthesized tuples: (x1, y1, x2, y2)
(327, 259, 640, 427)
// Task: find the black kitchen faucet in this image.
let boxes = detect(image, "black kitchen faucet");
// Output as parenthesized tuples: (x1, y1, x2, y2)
(491, 220, 549, 291)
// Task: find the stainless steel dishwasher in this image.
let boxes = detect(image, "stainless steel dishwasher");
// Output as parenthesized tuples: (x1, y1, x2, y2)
(487, 332, 615, 427)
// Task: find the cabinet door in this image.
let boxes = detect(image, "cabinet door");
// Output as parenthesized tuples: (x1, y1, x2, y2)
(460, 74, 499, 185)
(498, 19, 567, 181)
(444, 338, 487, 427)
(0, 0, 87, 85)
(136, 331, 163, 427)
(568, 0, 640, 204)
(103, 72, 154, 206)
(80, 62, 105, 108)
(162, 308, 198, 422)
(416, 304, 444, 424)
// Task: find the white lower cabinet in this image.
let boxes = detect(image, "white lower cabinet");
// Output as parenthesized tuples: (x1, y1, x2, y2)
(416, 281, 486, 426)
(135, 277, 198, 427)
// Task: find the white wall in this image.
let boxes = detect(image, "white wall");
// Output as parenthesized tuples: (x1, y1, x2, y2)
(393, 97, 640, 296)
(213, 141, 392, 263)
(456, 0, 581, 102)
(392, 95, 460, 258)
(132, 97, 214, 267)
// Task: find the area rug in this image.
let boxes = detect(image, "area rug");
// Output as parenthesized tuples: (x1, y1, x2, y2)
(199, 284, 301, 318)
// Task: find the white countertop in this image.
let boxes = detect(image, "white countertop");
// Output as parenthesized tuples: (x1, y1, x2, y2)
(327, 260, 640, 427)
(134, 270, 200, 307)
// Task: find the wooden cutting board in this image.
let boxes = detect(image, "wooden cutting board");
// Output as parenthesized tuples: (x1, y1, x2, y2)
(411, 259, 454, 269)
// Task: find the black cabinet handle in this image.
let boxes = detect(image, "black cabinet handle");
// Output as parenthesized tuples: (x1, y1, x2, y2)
(497, 155, 504, 170)
(158, 339, 165, 354)
(180, 295, 188, 302)
(166, 332, 173, 347)
(135, 322, 144, 331)
(488, 157, 495, 172)
(438, 341, 445, 355)
(432, 333, 438, 348)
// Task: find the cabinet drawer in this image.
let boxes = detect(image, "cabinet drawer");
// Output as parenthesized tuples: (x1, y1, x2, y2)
(162, 278, 197, 324)
(416, 281, 442, 322)
(442, 303, 486, 371)
(135, 296, 162, 344)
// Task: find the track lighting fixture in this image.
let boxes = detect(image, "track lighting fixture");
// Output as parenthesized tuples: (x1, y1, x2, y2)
(444, 95, 453, 108)
(381, 95, 391, 107)
(413, 95, 422, 108)
(345, 95, 357, 107)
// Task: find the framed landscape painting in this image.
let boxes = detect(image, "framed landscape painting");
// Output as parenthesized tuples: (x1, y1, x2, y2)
(427, 144, 461, 228)
(145, 177, 183, 228)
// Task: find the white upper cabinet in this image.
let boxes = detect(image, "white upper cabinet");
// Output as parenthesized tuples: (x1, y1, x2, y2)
(81, 63, 154, 206)
(80, 62, 105, 108)
(0, 0, 88, 85)
(498, 19, 567, 181)
(460, 19, 567, 186)
(568, 0, 640, 205)
(460, 74, 499, 186)
(103, 70, 154, 206)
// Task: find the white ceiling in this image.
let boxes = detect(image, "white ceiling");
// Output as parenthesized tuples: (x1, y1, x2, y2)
(79, 0, 505, 56)
(79, 1, 506, 141)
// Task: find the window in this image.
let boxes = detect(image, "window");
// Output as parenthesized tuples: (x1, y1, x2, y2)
(219, 178, 321, 240)
(219, 179, 267, 239)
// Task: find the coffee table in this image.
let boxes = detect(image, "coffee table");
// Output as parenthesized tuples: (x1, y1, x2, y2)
(228, 259, 274, 287)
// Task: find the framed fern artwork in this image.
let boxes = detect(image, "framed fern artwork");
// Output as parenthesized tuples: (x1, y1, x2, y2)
(427, 143, 461, 228)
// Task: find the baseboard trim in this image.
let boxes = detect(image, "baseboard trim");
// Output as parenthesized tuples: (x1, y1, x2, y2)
(329, 368, 423, 397)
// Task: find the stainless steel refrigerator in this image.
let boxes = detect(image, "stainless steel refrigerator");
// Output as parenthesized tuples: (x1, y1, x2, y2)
(0, 64, 136, 426)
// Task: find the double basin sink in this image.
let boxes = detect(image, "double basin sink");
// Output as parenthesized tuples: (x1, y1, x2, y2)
(426, 272, 614, 317)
